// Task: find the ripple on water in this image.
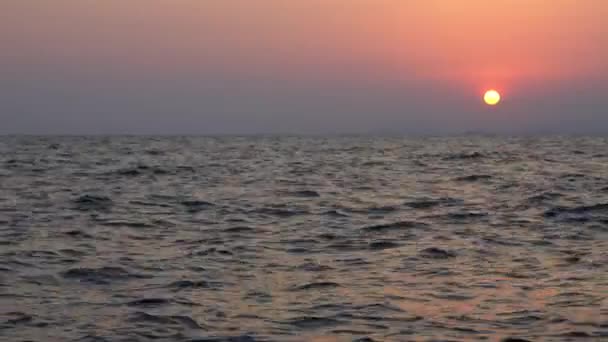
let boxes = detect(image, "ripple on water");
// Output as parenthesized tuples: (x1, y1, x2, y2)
(292, 281, 342, 291)
(352, 338, 378, 342)
(61, 267, 150, 284)
(544, 202, 608, 223)
(127, 311, 203, 329)
(188, 335, 257, 342)
(290, 190, 321, 198)
(63, 230, 94, 239)
(126, 298, 173, 307)
(404, 197, 462, 209)
(361, 221, 428, 233)
(419, 247, 457, 259)
(255, 207, 308, 218)
(295, 262, 333, 272)
(181, 200, 215, 212)
(72, 195, 113, 211)
(455, 174, 493, 182)
(286, 316, 345, 330)
(224, 226, 258, 234)
(368, 241, 401, 250)
(443, 151, 486, 160)
(1, 312, 33, 326)
(443, 211, 488, 222)
(167, 280, 215, 290)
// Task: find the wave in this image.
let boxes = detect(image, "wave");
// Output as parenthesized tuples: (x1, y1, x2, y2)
(455, 174, 493, 182)
(419, 247, 457, 259)
(368, 241, 401, 250)
(291, 190, 321, 198)
(292, 281, 341, 291)
(182, 200, 215, 212)
(545, 203, 608, 223)
(128, 311, 203, 329)
(443, 151, 485, 160)
(361, 221, 428, 233)
(404, 197, 462, 209)
(61, 266, 149, 284)
(72, 195, 113, 211)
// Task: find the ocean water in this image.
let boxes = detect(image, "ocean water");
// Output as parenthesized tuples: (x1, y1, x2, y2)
(0, 136, 607, 342)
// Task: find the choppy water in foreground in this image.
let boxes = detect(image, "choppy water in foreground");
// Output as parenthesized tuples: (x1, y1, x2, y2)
(1, 136, 607, 341)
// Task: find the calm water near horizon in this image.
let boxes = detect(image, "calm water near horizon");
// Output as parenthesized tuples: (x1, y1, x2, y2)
(1, 136, 607, 341)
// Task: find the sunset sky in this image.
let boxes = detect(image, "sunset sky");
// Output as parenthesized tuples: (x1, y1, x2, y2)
(1, 0, 607, 134)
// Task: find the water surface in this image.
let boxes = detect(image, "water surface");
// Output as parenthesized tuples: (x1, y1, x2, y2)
(1, 136, 607, 341)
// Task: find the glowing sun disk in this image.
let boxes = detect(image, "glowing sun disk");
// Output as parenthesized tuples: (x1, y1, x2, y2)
(484, 90, 501, 105)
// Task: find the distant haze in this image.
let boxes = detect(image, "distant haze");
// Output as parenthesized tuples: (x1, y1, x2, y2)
(1, 1, 607, 135)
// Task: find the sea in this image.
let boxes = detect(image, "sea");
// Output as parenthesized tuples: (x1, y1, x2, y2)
(0, 136, 606, 341)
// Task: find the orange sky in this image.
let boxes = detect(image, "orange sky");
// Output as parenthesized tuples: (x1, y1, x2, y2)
(1, 0, 607, 134)
(3, 1, 606, 79)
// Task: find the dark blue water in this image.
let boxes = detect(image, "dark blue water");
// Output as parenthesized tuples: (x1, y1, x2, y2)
(1, 136, 607, 341)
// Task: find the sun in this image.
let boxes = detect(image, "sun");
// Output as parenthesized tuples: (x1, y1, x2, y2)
(483, 89, 501, 106)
